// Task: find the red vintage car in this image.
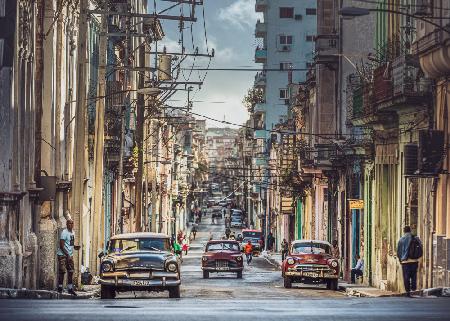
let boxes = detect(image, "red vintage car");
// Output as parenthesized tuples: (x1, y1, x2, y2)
(282, 240, 339, 290)
(202, 240, 244, 279)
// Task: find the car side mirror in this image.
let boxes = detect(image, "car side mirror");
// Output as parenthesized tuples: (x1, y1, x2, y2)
(98, 251, 105, 259)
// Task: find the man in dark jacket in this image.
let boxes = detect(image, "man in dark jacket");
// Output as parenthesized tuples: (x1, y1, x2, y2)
(397, 226, 421, 296)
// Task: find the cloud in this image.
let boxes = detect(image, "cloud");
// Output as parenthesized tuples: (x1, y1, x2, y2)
(218, 0, 261, 30)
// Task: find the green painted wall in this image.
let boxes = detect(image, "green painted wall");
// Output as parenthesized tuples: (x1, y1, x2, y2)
(295, 198, 302, 239)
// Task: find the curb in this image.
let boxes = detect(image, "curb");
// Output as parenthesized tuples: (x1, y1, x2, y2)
(0, 287, 97, 300)
(261, 253, 281, 270)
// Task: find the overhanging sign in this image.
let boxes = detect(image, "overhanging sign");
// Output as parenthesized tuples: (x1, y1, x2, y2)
(348, 199, 364, 210)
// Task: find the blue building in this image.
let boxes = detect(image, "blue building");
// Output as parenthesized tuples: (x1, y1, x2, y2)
(254, 0, 317, 140)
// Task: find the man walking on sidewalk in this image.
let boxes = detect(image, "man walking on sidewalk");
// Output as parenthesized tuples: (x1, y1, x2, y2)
(57, 218, 79, 295)
(397, 226, 423, 296)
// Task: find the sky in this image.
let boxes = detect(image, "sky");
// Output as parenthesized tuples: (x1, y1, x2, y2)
(150, 0, 262, 128)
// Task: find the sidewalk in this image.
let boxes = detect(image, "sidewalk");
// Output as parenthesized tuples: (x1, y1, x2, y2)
(261, 251, 399, 297)
(0, 286, 98, 300)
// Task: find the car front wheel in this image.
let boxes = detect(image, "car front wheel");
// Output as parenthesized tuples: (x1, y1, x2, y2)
(203, 270, 209, 279)
(169, 285, 181, 298)
(237, 271, 243, 279)
(100, 285, 116, 299)
(283, 277, 292, 288)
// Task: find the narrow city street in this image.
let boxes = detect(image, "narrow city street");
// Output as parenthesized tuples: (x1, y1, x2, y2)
(2, 215, 450, 320)
(2, 0, 450, 320)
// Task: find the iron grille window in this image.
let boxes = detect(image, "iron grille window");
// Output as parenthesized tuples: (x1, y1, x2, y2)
(279, 88, 289, 99)
(279, 35, 293, 45)
(279, 7, 294, 18)
(306, 8, 317, 15)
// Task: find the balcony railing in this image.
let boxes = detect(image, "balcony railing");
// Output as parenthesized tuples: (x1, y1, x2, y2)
(255, 48, 267, 63)
(255, 20, 267, 38)
(315, 34, 339, 64)
(392, 55, 431, 98)
(254, 72, 266, 88)
(255, 0, 268, 12)
(373, 63, 393, 104)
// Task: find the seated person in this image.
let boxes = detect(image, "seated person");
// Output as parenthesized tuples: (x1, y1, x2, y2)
(351, 255, 364, 283)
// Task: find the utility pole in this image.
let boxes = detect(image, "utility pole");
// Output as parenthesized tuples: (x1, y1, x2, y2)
(89, 14, 107, 276)
(135, 43, 146, 232)
(71, 0, 89, 286)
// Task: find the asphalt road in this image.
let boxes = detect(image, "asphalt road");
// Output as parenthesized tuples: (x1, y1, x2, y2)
(1, 213, 450, 320)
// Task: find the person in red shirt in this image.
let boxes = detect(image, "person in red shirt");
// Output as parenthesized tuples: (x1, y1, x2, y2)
(244, 240, 253, 265)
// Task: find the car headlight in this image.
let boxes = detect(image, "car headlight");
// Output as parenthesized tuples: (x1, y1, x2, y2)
(330, 260, 338, 268)
(236, 256, 242, 261)
(101, 262, 113, 273)
(202, 256, 208, 261)
(167, 263, 178, 272)
(287, 258, 295, 265)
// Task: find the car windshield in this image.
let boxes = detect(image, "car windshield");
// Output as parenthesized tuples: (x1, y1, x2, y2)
(109, 238, 171, 253)
(206, 242, 239, 252)
(242, 231, 261, 239)
(291, 242, 331, 255)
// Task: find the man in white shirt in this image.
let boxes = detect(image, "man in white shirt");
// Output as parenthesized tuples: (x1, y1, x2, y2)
(351, 254, 364, 283)
(57, 218, 79, 295)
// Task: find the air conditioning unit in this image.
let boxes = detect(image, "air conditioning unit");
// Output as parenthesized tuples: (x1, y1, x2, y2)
(281, 45, 291, 52)
(295, 14, 302, 20)
(418, 130, 445, 175)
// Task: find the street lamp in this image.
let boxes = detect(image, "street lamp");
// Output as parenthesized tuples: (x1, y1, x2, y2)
(137, 87, 161, 96)
(339, 6, 450, 35)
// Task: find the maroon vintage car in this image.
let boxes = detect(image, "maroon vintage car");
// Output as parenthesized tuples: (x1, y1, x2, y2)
(202, 240, 244, 279)
(282, 240, 339, 290)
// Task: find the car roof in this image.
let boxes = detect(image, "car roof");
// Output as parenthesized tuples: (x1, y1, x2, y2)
(110, 232, 169, 240)
(292, 239, 332, 246)
(207, 240, 239, 244)
(242, 229, 261, 232)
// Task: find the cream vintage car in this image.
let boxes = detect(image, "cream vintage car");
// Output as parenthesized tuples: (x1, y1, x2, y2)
(98, 232, 181, 298)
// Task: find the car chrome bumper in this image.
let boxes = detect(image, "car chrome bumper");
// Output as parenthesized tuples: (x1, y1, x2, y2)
(100, 271, 180, 287)
(202, 267, 243, 272)
(99, 277, 180, 287)
(284, 271, 338, 279)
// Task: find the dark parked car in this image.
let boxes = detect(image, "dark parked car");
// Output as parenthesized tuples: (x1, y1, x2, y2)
(240, 229, 263, 255)
(282, 240, 339, 290)
(98, 232, 181, 299)
(202, 240, 243, 279)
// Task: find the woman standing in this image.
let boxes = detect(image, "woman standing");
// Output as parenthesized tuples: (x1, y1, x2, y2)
(182, 236, 189, 255)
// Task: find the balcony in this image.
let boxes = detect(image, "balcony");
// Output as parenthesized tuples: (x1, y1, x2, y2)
(254, 129, 266, 139)
(254, 72, 266, 88)
(255, 0, 268, 12)
(315, 34, 339, 64)
(373, 63, 393, 104)
(255, 48, 267, 63)
(255, 20, 267, 38)
(254, 103, 266, 114)
(375, 55, 432, 111)
(413, 28, 450, 78)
